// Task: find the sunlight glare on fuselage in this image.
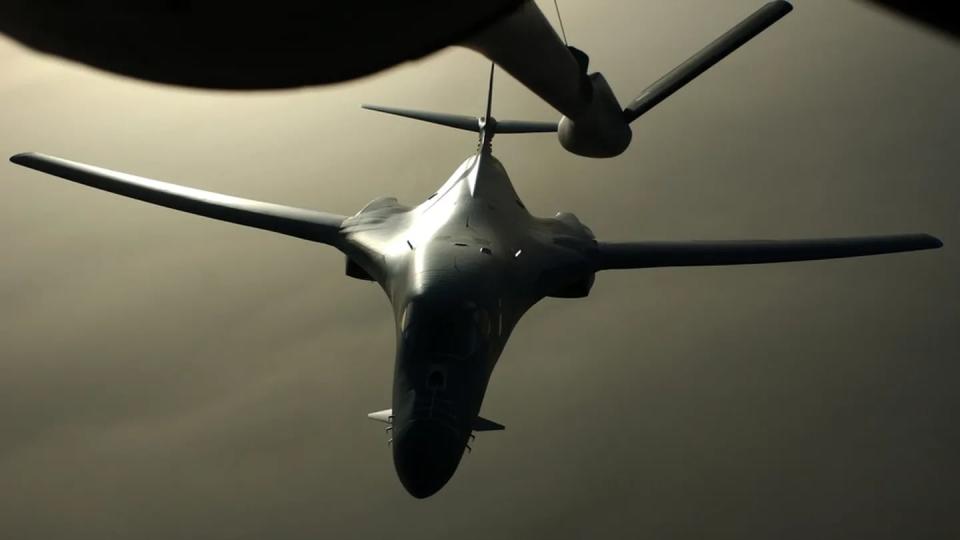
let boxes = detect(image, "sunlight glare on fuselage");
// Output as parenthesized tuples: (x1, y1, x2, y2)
(384, 155, 478, 267)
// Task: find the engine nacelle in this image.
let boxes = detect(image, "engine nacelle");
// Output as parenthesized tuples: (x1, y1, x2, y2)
(345, 256, 375, 281)
(547, 273, 595, 299)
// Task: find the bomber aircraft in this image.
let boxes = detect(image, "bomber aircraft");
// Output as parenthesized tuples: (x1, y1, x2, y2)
(8, 4, 943, 498)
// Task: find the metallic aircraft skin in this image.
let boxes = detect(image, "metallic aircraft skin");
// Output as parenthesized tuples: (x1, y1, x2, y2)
(8, 117, 941, 498)
(8, 126, 942, 497)
(339, 144, 595, 497)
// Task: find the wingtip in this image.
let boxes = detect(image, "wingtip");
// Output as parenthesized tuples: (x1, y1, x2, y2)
(911, 233, 944, 250)
(10, 152, 37, 166)
(361, 104, 394, 114)
(773, 0, 794, 12)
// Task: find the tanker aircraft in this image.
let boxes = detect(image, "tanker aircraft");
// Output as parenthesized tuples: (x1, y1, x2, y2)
(8, 3, 942, 498)
(4, 1, 953, 155)
(2, 1, 796, 158)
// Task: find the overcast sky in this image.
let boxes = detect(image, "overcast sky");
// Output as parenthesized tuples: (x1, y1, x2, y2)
(1, 1, 957, 538)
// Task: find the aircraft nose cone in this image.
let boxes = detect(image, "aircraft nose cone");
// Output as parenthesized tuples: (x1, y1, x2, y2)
(393, 419, 465, 498)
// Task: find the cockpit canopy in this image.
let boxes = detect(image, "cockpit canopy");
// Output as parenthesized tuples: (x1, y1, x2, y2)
(400, 299, 493, 359)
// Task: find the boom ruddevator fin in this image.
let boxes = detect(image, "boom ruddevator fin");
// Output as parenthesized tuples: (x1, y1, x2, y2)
(9, 152, 346, 245)
(623, 1, 794, 123)
(363, 64, 556, 137)
(361, 105, 557, 134)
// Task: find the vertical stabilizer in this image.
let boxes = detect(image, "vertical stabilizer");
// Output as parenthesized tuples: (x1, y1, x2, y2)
(479, 63, 497, 153)
(484, 62, 495, 124)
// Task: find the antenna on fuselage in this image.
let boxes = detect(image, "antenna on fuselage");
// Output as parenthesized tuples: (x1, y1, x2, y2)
(361, 64, 559, 150)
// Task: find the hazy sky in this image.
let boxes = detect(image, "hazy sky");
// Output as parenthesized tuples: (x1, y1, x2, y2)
(1, 1, 957, 538)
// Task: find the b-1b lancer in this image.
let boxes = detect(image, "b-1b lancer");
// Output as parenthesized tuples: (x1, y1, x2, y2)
(9, 74, 942, 495)
(9, 8, 942, 498)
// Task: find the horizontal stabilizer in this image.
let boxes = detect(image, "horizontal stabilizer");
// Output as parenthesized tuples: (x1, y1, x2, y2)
(367, 409, 393, 423)
(363, 104, 480, 132)
(367, 409, 505, 431)
(472, 416, 505, 431)
(362, 104, 556, 134)
(594, 234, 942, 270)
(497, 120, 558, 134)
(9, 152, 346, 245)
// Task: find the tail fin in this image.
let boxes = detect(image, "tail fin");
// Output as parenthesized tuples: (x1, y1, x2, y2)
(361, 105, 484, 131)
(361, 104, 557, 134)
(361, 65, 557, 135)
(484, 62, 495, 128)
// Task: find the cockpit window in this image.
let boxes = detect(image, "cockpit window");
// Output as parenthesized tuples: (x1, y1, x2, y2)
(401, 300, 491, 357)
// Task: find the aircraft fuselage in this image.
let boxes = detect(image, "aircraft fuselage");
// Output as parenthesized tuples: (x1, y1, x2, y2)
(340, 149, 596, 497)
